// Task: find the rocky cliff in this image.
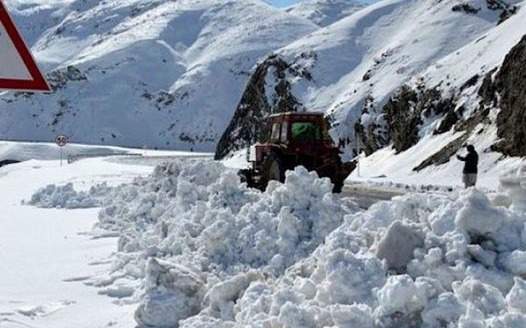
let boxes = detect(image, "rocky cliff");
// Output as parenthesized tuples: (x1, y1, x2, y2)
(214, 54, 314, 159)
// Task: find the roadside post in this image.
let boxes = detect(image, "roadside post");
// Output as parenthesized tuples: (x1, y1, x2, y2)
(55, 135, 68, 166)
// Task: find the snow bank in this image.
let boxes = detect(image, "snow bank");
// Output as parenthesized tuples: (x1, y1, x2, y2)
(28, 183, 112, 209)
(500, 162, 526, 214)
(0, 141, 132, 162)
(94, 159, 526, 327)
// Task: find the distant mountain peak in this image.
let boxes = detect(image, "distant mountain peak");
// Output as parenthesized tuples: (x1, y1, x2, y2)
(285, 0, 367, 26)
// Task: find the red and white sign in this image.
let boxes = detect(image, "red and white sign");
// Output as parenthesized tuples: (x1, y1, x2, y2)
(55, 135, 68, 147)
(0, 1, 50, 92)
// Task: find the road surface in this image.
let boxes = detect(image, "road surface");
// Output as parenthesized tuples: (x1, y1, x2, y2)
(342, 183, 405, 209)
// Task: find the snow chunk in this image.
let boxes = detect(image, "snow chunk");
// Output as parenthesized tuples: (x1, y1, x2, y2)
(500, 250, 526, 276)
(500, 164, 526, 214)
(28, 182, 111, 209)
(467, 245, 497, 268)
(486, 313, 526, 328)
(507, 277, 526, 313)
(317, 250, 385, 305)
(422, 292, 466, 327)
(330, 304, 374, 328)
(376, 221, 424, 272)
(277, 302, 316, 328)
(454, 279, 506, 316)
(204, 271, 262, 320)
(135, 258, 205, 328)
(456, 190, 507, 237)
(376, 274, 426, 316)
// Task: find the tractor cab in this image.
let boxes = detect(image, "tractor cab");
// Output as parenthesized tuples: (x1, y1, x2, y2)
(268, 112, 330, 142)
(241, 112, 356, 193)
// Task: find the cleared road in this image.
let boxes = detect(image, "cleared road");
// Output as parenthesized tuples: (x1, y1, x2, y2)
(342, 183, 405, 209)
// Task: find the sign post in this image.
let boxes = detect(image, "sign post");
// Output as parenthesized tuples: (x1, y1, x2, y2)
(0, 1, 50, 92)
(55, 135, 68, 166)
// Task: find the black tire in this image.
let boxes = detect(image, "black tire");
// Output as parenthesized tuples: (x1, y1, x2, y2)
(332, 179, 344, 193)
(263, 154, 285, 184)
(238, 169, 249, 183)
(238, 169, 252, 186)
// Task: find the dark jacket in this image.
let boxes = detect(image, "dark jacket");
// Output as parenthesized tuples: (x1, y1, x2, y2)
(457, 151, 478, 174)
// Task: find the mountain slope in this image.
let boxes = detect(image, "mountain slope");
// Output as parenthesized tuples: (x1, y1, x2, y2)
(285, 0, 366, 26)
(216, 0, 523, 161)
(352, 3, 526, 186)
(0, 0, 317, 151)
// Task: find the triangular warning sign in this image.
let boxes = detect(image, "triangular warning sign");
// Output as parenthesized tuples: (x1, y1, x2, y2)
(0, 1, 50, 92)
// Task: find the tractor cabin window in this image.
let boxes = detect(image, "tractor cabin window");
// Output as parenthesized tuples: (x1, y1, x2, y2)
(291, 122, 321, 142)
(280, 122, 288, 143)
(271, 123, 281, 142)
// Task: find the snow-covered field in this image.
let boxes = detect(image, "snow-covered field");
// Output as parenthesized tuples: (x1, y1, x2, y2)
(0, 144, 208, 328)
(3, 143, 525, 328)
(0, 158, 150, 328)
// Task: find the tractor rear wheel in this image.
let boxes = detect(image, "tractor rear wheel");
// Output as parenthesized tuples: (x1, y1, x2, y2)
(332, 178, 345, 193)
(263, 154, 285, 185)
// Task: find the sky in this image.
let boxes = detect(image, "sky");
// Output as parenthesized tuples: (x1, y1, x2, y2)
(269, 0, 376, 7)
(269, 0, 298, 7)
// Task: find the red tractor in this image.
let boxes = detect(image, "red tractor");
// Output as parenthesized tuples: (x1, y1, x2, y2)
(239, 112, 356, 193)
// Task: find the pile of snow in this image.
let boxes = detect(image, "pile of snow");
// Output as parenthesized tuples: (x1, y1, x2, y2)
(95, 159, 356, 326)
(90, 160, 526, 327)
(28, 182, 112, 209)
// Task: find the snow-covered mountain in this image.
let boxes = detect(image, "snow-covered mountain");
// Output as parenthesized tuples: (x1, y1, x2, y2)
(2, 0, 525, 180)
(217, 0, 525, 179)
(285, 0, 366, 26)
(0, 0, 316, 151)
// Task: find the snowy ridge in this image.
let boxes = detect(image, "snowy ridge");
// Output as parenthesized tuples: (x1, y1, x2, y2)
(285, 0, 366, 26)
(0, 0, 316, 151)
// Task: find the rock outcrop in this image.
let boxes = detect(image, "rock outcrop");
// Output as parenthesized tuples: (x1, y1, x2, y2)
(215, 55, 311, 159)
(490, 35, 526, 157)
(383, 85, 456, 153)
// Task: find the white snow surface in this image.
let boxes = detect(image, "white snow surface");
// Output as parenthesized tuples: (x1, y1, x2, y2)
(0, 156, 155, 328)
(0, 142, 214, 328)
(86, 159, 526, 328)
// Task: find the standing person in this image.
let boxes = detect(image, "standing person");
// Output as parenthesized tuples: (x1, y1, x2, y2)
(457, 145, 479, 188)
